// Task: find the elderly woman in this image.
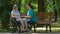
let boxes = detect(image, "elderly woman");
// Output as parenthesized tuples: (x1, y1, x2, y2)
(11, 4, 21, 32)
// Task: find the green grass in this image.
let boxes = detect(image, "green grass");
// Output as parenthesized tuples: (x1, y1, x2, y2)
(0, 27, 60, 33)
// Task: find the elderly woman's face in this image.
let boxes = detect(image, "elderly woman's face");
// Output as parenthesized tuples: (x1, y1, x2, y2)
(13, 6, 18, 10)
(15, 7, 18, 10)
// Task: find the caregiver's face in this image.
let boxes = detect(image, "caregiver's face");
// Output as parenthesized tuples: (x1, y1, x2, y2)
(26, 4, 30, 9)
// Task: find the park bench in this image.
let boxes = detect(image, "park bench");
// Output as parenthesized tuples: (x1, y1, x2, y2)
(36, 12, 54, 32)
(30, 12, 55, 32)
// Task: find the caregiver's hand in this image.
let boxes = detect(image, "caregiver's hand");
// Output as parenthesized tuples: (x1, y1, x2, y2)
(21, 16, 32, 18)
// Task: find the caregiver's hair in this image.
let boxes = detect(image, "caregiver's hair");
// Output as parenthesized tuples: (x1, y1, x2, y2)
(13, 4, 18, 10)
(27, 3, 34, 9)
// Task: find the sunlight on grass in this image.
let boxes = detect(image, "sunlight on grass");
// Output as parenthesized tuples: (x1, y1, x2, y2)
(32, 27, 60, 31)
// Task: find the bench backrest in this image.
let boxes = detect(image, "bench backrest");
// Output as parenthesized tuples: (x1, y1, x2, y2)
(37, 12, 54, 24)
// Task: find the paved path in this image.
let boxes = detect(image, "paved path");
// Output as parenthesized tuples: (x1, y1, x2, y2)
(0, 33, 60, 34)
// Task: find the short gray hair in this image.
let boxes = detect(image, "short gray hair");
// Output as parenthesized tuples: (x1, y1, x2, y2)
(13, 4, 18, 10)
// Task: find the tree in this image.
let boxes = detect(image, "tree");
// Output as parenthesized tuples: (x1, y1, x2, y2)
(53, 0, 58, 22)
(0, 0, 13, 31)
(38, 0, 44, 12)
(55, 0, 60, 18)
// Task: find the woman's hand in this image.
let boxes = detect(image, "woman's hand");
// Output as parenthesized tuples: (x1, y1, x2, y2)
(11, 15, 17, 18)
(21, 16, 32, 18)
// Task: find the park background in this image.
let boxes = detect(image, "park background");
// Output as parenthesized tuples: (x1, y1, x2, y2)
(0, 0, 60, 33)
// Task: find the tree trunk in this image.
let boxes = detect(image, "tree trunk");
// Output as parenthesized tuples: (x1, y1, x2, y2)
(38, 0, 44, 12)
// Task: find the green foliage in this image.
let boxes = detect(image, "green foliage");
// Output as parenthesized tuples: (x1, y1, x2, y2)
(55, 0, 60, 17)
(20, 0, 38, 14)
(31, 0, 38, 13)
(0, 0, 13, 20)
(44, 0, 54, 12)
(20, 0, 27, 14)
